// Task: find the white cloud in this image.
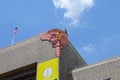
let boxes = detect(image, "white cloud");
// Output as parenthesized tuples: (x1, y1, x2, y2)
(52, 0, 94, 25)
(82, 43, 95, 53)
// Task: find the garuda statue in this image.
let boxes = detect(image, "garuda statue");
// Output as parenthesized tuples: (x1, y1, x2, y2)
(40, 28, 69, 57)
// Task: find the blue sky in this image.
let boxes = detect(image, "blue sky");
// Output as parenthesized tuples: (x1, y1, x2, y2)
(0, 0, 120, 64)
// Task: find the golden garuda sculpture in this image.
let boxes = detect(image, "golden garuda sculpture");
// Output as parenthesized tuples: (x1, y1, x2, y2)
(40, 28, 69, 57)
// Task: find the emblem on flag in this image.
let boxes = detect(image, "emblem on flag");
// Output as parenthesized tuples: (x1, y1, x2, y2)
(36, 58, 59, 80)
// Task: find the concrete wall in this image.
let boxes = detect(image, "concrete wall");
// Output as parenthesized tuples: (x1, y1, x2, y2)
(72, 57, 120, 80)
(0, 35, 56, 74)
(0, 35, 87, 80)
(59, 43, 87, 80)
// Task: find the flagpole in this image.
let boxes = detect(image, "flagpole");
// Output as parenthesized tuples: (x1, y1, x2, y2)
(11, 27, 18, 45)
(11, 33, 14, 45)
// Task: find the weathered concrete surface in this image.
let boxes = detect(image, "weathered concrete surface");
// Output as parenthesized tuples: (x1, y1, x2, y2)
(0, 35, 56, 74)
(72, 57, 120, 80)
(0, 35, 87, 79)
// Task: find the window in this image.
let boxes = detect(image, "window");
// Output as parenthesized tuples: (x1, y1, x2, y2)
(104, 77, 111, 80)
(0, 63, 36, 80)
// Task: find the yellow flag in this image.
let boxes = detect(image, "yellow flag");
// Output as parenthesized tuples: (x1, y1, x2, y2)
(36, 58, 59, 80)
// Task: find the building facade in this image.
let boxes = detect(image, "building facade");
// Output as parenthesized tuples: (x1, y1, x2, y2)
(72, 57, 120, 80)
(0, 30, 120, 80)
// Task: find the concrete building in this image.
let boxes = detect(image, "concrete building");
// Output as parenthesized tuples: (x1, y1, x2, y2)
(0, 31, 120, 80)
(72, 56, 120, 80)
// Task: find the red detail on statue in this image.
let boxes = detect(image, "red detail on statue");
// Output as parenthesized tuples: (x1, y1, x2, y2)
(40, 28, 69, 57)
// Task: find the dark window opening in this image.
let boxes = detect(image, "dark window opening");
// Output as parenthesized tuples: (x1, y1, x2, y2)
(104, 77, 111, 80)
(0, 63, 37, 80)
